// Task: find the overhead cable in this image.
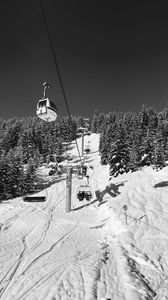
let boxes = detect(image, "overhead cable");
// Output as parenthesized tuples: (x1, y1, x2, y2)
(124, 213, 168, 236)
(39, 0, 83, 165)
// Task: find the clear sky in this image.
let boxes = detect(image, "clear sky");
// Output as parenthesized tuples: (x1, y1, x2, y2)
(1, 1, 168, 119)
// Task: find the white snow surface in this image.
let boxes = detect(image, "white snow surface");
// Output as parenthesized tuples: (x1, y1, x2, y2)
(0, 133, 168, 299)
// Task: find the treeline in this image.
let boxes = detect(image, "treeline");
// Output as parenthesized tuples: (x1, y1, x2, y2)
(91, 106, 168, 177)
(0, 115, 85, 200)
(2, 105, 167, 199)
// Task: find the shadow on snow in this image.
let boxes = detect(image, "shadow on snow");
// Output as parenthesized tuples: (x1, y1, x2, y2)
(72, 181, 126, 211)
(154, 181, 168, 188)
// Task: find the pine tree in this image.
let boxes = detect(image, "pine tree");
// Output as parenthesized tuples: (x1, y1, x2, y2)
(23, 158, 37, 194)
(99, 122, 115, 165)
(152, 129, 166, 170)
(8, 120, 22, 151)
(19, 129, 34, 163)
(129, 140, 142, 171)
(153, 144, 165, 170)
(142, 128, 155, 166)
(139, 105, 149, 130)
(109, 130, 130, 177)
(0, 148, 24, 200)
(100, 134, 108, 165)
(91, 110, 100, 133)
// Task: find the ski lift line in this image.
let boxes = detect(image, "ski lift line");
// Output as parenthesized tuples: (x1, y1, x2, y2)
(130, 198, 168, 216)
(123, 213, 168, 236)
(39, 0, 83, 166)
(138, 205, 168, 223)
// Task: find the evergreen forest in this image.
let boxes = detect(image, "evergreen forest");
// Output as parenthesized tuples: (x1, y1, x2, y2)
(0, 115, 86, 200)
(92, 106, 168, 177)
(1, 105, 168, 200)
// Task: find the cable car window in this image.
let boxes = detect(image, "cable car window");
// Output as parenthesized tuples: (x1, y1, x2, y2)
(38, 100, 47, 108)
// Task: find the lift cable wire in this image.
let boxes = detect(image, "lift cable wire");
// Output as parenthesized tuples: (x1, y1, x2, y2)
(130, 197, 168, 216)
(124, 212, 168, 237)
(39, 0, 83, 166)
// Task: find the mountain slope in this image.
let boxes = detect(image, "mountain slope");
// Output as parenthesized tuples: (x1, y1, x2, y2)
(0, 133, 168, 299)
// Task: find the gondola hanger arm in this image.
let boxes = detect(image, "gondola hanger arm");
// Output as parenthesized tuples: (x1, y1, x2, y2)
(43, 82, 50, 98)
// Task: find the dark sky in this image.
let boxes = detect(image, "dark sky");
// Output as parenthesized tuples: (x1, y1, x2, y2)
(1, 1, 168, 119)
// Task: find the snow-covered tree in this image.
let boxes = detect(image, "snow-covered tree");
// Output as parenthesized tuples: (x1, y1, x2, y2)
(109, 130, 130, 177)
(23, 158, 37, 194)
(0, 148, 24, 200)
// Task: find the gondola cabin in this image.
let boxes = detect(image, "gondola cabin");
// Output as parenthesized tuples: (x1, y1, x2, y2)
(36, 97, 57, 122)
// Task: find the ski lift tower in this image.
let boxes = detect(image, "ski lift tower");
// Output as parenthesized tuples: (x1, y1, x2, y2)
(76, 127, 85, 157)
(66, 167, 73, 212)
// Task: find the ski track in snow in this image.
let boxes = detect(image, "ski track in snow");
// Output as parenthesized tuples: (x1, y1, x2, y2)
(1, 134, 168, 299)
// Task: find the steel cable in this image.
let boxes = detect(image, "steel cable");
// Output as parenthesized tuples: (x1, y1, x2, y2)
(39, 0, 83, 166)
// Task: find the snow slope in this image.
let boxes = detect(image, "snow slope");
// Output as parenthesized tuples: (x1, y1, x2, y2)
(0, 133, 168, 299)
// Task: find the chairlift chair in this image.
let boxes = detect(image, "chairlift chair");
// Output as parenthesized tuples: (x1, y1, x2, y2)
(77, 190, 85, 201)
(84, 143, 91, 152)
(23, 194, 46, 202)
(84, 190, 93, 201)
(76, 166, 83, 179)
(82, 165, 87, 176)
(56, 156, 63, 163)
(67, 155, 73, 161)
(76, 183, 93, 201)
(76, 165, 87, 179)
(77, 132, 82, 138)
(84, 147, 91, 153)
(77, 127, 86, 134)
